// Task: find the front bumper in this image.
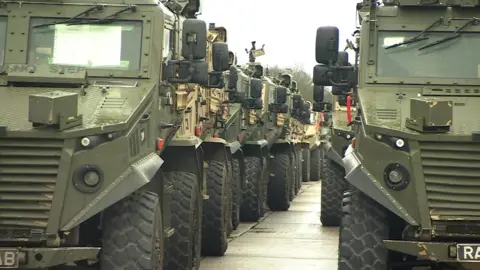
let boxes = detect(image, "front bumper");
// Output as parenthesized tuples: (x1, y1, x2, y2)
(2, 247, 99, 268)
(384, 240, 480, 263)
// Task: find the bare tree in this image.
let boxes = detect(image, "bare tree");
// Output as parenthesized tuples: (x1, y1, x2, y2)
(266, 64, 314, 103)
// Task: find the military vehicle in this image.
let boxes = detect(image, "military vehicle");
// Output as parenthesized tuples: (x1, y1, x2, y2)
(282, 78, 324, 186)
(169, 21, 234, 259)
(315, 49, 358, 227)
(224, 46, 270, 222)
(315, 0, 480, 269)
(197, 24, 244, 245)
(265, 73, 303, 210)
(0, 0, 233, 269)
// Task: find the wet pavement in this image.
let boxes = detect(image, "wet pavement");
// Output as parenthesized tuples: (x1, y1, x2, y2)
(200, 181, 339, 270)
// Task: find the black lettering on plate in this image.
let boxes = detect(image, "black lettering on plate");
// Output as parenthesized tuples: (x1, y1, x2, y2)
(458, 244, 480, 261)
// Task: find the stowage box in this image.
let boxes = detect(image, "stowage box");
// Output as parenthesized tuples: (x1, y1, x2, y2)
(29, 91, 78, 125)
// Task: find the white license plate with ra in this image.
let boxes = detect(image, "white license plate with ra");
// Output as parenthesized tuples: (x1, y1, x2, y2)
(0, 249, 19, 268)
(457, 244, 480, 261)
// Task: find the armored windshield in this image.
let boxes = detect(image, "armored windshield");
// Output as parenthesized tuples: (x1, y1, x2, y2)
(0, 17, 7, 65)
(27, 18, 143, 71)
(377, 31, 480, 79)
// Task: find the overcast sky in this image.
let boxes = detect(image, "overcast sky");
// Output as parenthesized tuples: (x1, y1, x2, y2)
(198, 0, 360, 74)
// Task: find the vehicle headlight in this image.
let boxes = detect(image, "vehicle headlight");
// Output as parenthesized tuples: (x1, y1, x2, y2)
(84, 171, 101, 187)
(73, 165, 104, 193)
(384, 163, 410, 191)
(374, 133, 409, 151)
(77, 132, 121, 150)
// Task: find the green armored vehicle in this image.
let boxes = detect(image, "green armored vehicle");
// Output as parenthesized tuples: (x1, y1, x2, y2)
(224, 53, 271, 222)
(288, 82, 324, 184)
(265, 73, 303, 209)
(314, 51, 357, 227)
(315, 0, 480, 269)
(0, 0, 231, 269)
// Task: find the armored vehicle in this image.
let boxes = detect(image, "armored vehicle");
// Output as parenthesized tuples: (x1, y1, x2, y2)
(0, 0, 231, 269)
(287, 80, 324, 185)
(315, 0, 480, 269)
(168, 20, 233, 259)
(314, 50, 357, 227)
(196, 24, 244, 251)
(225, 54, 270, 222)
(265, 73, 303, 210)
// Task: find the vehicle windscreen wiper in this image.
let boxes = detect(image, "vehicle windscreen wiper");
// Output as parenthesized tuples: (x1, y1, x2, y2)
(33, 5, 104, 28)
(418, 17, 479, 51)
(67, 5, 137, 26)
(384, 17, 444, 50)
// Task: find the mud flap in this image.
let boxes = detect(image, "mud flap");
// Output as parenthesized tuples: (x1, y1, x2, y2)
(324, 141, 344, 167)
(243, 139, 268, 166)
(271, 139, 291, 156)
(232, 147, 246, 190)
(161, 136, 204, 189)
(202, 137, 228, 163)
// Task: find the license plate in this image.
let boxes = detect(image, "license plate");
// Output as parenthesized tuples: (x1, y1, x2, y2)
(0, 249, 19, 268)
(457, 244, 480, 261)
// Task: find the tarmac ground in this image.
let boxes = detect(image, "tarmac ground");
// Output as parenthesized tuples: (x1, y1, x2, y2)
(200, 181, 340, 270)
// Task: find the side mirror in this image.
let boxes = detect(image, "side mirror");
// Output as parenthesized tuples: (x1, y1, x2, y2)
(228, 66, 238, 90)
(250, 78, 263, 98)
(313, 65, 330, 86)
(253, 64, 263, 78)
(275, 86, 288, 104)
(315, 26, 339, 65)
(212, 42, 229, 72)
(281, 74, 292, 88)
(291, 81, 298, 92)
(182, 19, 207, 60)
(337, 51, 349, 66)
(228, 51, 235, 66)
(292, 94, 302, 110)
(313, 85, 324, 102)
(179, 60, 208, 85)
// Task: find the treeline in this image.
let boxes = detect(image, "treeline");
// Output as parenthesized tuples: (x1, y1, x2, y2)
(266, 64, 314, 103)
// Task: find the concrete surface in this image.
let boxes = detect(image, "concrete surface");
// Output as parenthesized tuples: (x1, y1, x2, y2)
(200, 181, 339, 270)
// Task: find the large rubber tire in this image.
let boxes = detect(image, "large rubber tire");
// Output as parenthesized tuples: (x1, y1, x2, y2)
(310, 147, 322, 181)
(202, 161, 228, 256)
(320, 147, 328, 181)
(240, 156, 264, 222)
(231, 158, 242, 230)
(225, 159, 233, 236)
(163, 172, 201, 270)
(302, 147, 311, 182)
(267, 153, 291, 211)
(259, 157, 268, 217)
(338, 190, 389, 270)
(296, 148, 303, 192)
(288, 151, 296, 201)
(101, 191, 163, 270)
(321, 158, 347, 226)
